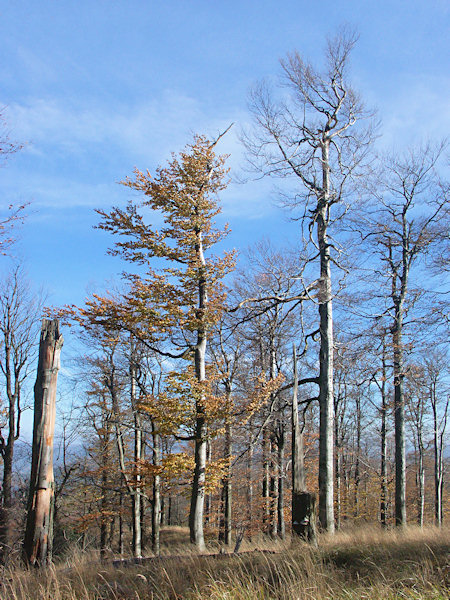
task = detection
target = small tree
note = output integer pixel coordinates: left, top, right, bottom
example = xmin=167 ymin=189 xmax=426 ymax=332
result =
xmin=0 ymin=266 xmax=42 ymax=563
xmin=92 ymin=133 xmax=235 ymax=551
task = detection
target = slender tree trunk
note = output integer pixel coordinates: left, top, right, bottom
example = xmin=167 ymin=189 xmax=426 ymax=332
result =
xmin=247 ymin=422 xmax=253 ymax=541
xmin=354 ymin=394 xmax=361 ymax=519
xmin=393 ymin=303 xmax=406 ymax=526
xmin=0 ymin=350 xmax=19 ymax=563
xmin=204 ymin=440 xmax=212 ymax=527
xmin=416 ymin=447 xmax=424 ymax=527
xmin=269 ymin=436 xmax=278 ymax=538
xmin=131 ymin=389 xmax=142 ymax=557
xmin=219 ymin=415 xmax=232 ymax=546
xmin=317 ymin=139 xmax=335 ymax=532
xmin=140 ymin=431 xmax=147 ymax=550
xmin=0 ymin=430 xmax=14 ymax=563
xmin=380 ymin=341 xmax=388 ymax=527
xmin=167 ymin=494 xmax=172 ymax=526
xmin=152 ymin=423 xmax=161 ymax=555
xmin=334 ymin=390 xmax=342 ymax=531
xmin=431 ymin=382 xmax=447 ymax=526
xmin=23 ymin=319 xmax=63 ymax=566
xmin=277 ymin=424 xmax=285 ymax=540
xmin=262 ymin=427 xmax=270 ymax=532
xmin=118 ymin=491 xmax=124 ymax=555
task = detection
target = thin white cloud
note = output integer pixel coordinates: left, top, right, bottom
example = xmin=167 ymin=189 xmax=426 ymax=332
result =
xmin=6 ymin=92 xmax=240 ymax=165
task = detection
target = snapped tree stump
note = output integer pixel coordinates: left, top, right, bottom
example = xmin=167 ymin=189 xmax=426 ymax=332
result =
xmin=23 ymin=319 xmax=63 ymax=566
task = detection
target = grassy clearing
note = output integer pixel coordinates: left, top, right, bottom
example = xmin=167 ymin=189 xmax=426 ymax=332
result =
xmin=1 ymin=526 xmax=448 ymax=599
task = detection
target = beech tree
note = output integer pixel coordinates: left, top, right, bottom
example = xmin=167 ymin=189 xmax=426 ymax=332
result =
xmin=90 ymin=133 xmax=235 ymax=551
xmin=243 ymin=29 xmax=375 ymax=531
xmin=364 ymin=142 xmax=448 ymax=526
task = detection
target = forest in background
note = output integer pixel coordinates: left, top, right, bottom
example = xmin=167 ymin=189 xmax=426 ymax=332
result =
xmin=0 ymin=28 xmax=448 ymax=573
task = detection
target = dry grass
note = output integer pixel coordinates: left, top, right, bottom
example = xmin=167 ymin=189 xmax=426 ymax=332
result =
xmin=1 ymin=526 xmax=448 ymax=599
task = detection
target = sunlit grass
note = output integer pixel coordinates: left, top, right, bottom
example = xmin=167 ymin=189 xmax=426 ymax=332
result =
xmin=0 ymin=525 xmax=448 ymax=599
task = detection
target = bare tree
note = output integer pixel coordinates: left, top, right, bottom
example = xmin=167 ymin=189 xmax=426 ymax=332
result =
xmin=364 ymin=142 xmax=448 ymax=526
xmin=424 ymin=352 xmax=449 ymax=526
xmin=0 ymin=265 xmax=42 ymax=563
xmin=243 ymin=28 xmax=375 ymax=531
xmin=0 ymin=110 xmax=26 ymax=254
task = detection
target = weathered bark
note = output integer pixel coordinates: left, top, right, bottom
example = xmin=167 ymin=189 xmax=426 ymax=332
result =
xmin=23 ymin=319 xmax=63 ymax=566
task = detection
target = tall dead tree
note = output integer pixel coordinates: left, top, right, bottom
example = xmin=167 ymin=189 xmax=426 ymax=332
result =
xmin=23 ymin=319 xmax=63 ymax=566
xmin=244 ymin=29 xmax=375 ymax=531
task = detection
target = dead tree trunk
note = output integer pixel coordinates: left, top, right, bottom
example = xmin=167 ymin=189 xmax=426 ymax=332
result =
xmin=23 ymin=319 xmax=63 ymax=566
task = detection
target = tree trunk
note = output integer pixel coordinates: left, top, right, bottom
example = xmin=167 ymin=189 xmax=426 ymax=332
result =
xmin=277 ymin=424 xmax=285 ymax=540
xmin=189 ymin=229 xmax=208 ymax=551
xmin=23 ymin=319 xmax=63 ymax=566
xmin=219 ymin=418 xmax=232 ymax=546
xmin=431 ymin=380 xmax=447 ymax=526
xmin=151 ymin=423 xmax=161 ymax=555
xmin=247 ymin=422 xmax=253 ymax=541
xmin=317 ymin=139 xmax=335 ymax=532
xmin=0 ymin=347 xmax=20 ymax=563
xmin=416 ymin=447 xmax=424 ymax=527
xmin=393 ymin=304 xmax=406 ymax=526
xmin=204 ymin=440 xmax=212 ymax=527
xmin=291 ymin=344 xmax=317 ymax=544
xmin=262 ymin=427 xmax=270 ymax=532
xmin=130 ymin=352 xmax=142 ymax=558
xmin=118 ymin=491 xmax=124 ymax=555
xmin=380 ymin=341 xmax=388 ymax=527
xmin=354 ymin=394 xmax=361 ymax=519
xmin=0 ymin=430 xmax=14 ymax=563
xmin=269 ymin=439 xmax=278 ymax=538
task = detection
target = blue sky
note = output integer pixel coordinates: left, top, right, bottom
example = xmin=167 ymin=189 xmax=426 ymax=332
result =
xmin=1 ymin=0 xmax=449 ymax=310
